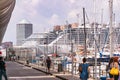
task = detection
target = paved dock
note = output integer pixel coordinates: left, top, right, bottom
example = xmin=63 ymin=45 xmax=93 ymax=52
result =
xmin=6 ymin=61 xmax=61 ymax=80
xmin=6 ymin=61 xmax=94 ymax=80
xmin=17 ymin=61 xmax=80 ymax=80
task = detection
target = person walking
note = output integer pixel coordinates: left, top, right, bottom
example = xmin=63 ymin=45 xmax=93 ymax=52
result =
xmin=79 ymin=57 xmax=90 ymax=80
xmin=46 ymin=56 xmax=51 ymax=73
xmin=106 ymin=57 xmax=119 ymax=80
xmin=0 ymin=57 xmax=8 ymax=80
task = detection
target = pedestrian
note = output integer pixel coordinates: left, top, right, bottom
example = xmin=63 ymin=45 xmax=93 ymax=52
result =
xmin=0 ymin=57 xmax=8 ymax=80
xmin=46 ymin=56 xmax=51 ymax=73
xmin=106 ymin=57 xmax=119 ymax=80
xmin=78 ymin=57 xmax=90 ymax=80
xmin=18 ymin=56 xmax=20 ymax=60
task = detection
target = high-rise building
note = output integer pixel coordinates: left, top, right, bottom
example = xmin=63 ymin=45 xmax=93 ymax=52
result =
xmin=16 ymin=19 xmax=33 ymax=45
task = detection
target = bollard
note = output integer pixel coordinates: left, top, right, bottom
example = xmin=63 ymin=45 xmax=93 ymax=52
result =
xmin=58 ymin=63 xmax=63 ymax=72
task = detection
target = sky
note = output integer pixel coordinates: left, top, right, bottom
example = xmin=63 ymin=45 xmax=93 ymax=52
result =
xmin=2 ymin=0 xmax=120 ymax=45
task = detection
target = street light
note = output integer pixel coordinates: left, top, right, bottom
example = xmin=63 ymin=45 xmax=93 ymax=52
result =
xmin=55 ymin=31 xmax=59 ymax=57
xmin=44 ymin=42 xmax=46 ymax=60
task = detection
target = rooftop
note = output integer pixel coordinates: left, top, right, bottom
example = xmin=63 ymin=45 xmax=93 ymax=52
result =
xmin=18 ymin=19 xmax=31 ymax=24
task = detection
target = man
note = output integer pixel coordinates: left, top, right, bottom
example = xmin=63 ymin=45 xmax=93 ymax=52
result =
xmin=46 ymin=56 xmax=51 ymax=73
xmin=0 ymin=57 xmax=8 ymax=80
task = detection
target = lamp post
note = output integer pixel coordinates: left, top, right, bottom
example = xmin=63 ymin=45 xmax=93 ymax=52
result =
xmin=56 ymin=31 xmax=58 ymax=57
xmin=44 ymin=41 xmax=46 ymax=60
xmin=55 ymin=42 xmax=57 ymax=57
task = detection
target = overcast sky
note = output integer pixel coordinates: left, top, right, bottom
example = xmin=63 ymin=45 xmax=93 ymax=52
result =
xmin=2 ymin=0 xmax=120 ymax=45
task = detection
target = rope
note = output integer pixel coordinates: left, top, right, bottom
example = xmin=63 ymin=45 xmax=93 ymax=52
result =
xmin=94 ymin=28 xmax=109 ymax=58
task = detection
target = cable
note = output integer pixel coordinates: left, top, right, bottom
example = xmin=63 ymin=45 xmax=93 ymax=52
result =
xmin=85 ymin=9 xmax=90 ymax=24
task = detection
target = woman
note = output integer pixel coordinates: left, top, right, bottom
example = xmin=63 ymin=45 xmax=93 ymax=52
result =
xmin=107 ymin=57 xmax=119 ymax=80
xmin=79 ymin=57 xmax=90 ymax=80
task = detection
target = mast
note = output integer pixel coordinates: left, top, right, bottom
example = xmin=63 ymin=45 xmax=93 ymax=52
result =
xmin=83 ymin=8 xmax=87 ymax=57
xmin=76 ymin=14 xmax=80 ymax=52
xmin=93 ymin=0 xmax=97 ymax=79
xmin=100 ymin=9 xmax=103 ymax=51
xmin=101 ymin=9 xmax=103 ymax=29
xmin=109 ymin=0 xmax=113 ymax=57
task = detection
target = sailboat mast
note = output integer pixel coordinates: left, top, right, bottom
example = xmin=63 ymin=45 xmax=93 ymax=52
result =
xmin=100 ymin=9 xmax=103 ymax=50
xmin=76 ymin=14 xmax=80 ymax=52
xmin=109 ymin=0 xmax=113 ymax=57
xmin=93 ymin=0 xmax=97 ymax=79
xmin=83 ymin=8 xmax=87 ymax=57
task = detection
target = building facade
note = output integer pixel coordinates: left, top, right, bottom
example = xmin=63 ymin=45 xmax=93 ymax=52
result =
xmin=16 ymin=20 xmax=33 ymax=46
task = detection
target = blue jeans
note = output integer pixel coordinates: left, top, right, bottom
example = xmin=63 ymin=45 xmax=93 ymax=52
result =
xmin=0 ymin=70 xmax=8 ymax=80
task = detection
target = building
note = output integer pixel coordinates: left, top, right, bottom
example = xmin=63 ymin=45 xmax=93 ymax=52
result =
xmin=15 ymin=21 xmax=120 ymax=55
xmin=1 ymin=42 xmax=13 ymax=48
xmin=16 ymin=19 xmax=33 ymax=46
xmin=22 ymin=32 xmax=56 ymax=46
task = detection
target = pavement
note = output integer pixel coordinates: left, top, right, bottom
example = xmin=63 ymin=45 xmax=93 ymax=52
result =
xmin=6 ymin=61 xmax=61 ymax=80
xmin=4 ymin=60 xmax=110 ymax=80
xmin=15 ymin=60 xmax=95 ymax=80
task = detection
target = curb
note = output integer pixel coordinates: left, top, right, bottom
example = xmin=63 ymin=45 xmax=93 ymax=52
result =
xmin=33 ymin=67 xmax=68 ymax=80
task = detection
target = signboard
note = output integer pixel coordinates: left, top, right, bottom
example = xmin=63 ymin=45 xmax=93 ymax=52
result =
xmin=0 ymin=49 xmax=6 ymax=57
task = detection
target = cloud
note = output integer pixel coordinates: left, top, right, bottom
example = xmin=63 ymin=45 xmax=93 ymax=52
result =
xmin=3 ymin=0 xmax=120 ymax=44
xmin=69 ymin=0 xmax=76 ymax=4
xmin=17 ymin=0 xmax=43 ymax=18
xmin=31 ymin=0 xmax=42 ymax=6
xmin=67 ymin=10 xmax=78 ymax=19
xmin=48 ymin=14 xmax=60 ymax=26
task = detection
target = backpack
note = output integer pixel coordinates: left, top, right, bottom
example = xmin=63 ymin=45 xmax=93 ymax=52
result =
xmin=109 ymin=62 xmax=119 ymax=75
xmin=0 ymin=61 xmax=6 ymax=71
xmin=110 ymin=67 xmax=119 ymax=75
xmin=78 ymin=64 xmax=82 ymax=72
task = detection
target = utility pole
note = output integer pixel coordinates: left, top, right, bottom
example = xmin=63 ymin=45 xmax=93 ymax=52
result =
xmin=109 ymin=0 xmax=113 ymax=57
xmin=83 ymin=8 xmax=87 ymax=57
